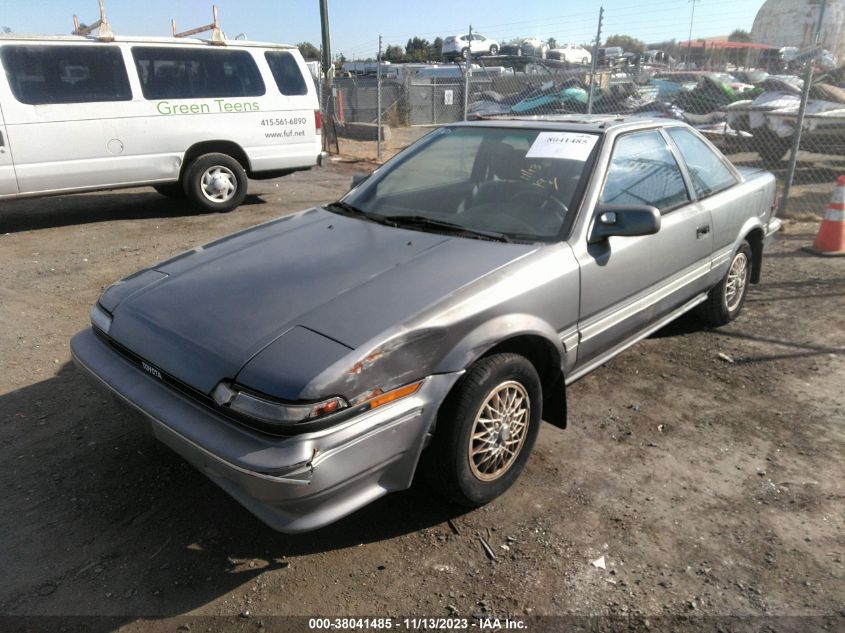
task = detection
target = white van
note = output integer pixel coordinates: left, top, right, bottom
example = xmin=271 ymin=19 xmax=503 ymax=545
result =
xmin=0 ymin=34 xmax=323 ymax=212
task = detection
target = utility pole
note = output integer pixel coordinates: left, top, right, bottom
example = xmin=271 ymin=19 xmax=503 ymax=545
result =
xmin=319 ymin=0 xmax=334 ymax=151
xmin=685 ymin=0 xmax=698 ymax=68
xmin=463 ymin=24 xmax=472 ymax=121
xmin=587 ymin=6 xmax=603 ymax=115
xmin=779 ymin=0 xmax=827 ymax=216
xmin=377 ymin=34 xmax=383 ymax=161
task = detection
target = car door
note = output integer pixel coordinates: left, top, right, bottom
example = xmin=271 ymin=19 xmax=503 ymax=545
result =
xmin=572 ymin=129 xmax=713 ymax=369
xmin=0 ymin=102 xmax=18 ymax=195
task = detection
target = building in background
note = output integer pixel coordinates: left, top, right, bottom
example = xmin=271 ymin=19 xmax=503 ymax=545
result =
xmin=751 ymin=0 xmax=845 ymax=61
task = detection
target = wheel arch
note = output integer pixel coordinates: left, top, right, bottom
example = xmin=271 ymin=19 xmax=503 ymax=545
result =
xmin=745 ymin=226 xmax=765 ymax=284
xmin=180 ymin=141 xmax=252 ymax=180
xmin=478 ymin=334 xmax=567 ymax=429
xmin=435 ymin=316 xmax=568 ymax=430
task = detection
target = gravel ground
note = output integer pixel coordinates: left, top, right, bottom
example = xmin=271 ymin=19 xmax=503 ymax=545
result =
xmin=0 ymin=161 xmax=843 ymax=632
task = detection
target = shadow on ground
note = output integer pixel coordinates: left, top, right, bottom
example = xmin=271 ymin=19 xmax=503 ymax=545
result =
xmin=0 ymin=191 xmax=266 ymax=233
xmin=0 ymin=361 xmax=467 ymax=620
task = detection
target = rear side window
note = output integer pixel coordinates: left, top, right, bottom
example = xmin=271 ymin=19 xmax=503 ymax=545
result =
xmin=132 ymin=47 xmax=265 ymax=99
xmin=667 ymin=127 xmax=738 ymax=198
xmin=1 ymin=45 xmax=131 ymax=105
xmin=601 ymin=130 xmax=690 ymax=212
xmin=264 ymin=51 xmax=308 ymax=96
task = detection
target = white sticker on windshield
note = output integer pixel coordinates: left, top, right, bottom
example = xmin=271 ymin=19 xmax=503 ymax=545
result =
xmin=525 ymin=132 xmax=598 ymax=161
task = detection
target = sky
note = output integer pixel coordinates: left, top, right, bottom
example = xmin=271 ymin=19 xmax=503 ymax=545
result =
xmin=3 ymin=0 xmax=765 ymax=60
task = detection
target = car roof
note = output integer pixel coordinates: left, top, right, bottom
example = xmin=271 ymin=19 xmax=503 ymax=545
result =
xmin=449 ymin=114 xmax=685 ymax=134
xmin=0 ymin=33 xmax=296 ymax=49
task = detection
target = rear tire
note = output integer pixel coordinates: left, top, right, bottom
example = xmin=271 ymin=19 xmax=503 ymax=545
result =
xmin=184 ymin=153 xmax=247 ymax=213
xmin=697 ymin=241 xmax=752 ymax=326
xmin=461 ymin=48 xmax=469 ymax=60
xmin=422 ymin=353 xmax=542 ymax=507
xmin=489 ymin=45 xmax=499 ymax=55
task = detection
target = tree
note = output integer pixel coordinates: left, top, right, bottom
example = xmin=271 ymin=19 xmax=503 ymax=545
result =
xmin=430 ymin=37 xmax=444 ymax=62
xmin=547 ymin=37 xmax=558 ymax=50
xmin=405 ymin=37 xmax=431 ymax=62
xmin=604 ymin=34 xmax=646 ymax=53
xmin=297 ymin=42 xmax=320 ymax=61
xmin=384 ymin=45 xmax=405 ymax=63
xmin=728 ymin=29 xmax=752 ymax=43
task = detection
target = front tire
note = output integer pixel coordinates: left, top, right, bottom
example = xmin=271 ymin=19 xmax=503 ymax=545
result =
xmin=697 ymin=241 xmax=752 ymax=326
xmin=184 ymin=153 xmax=247 ymax=213
xmin=423 ymin=353 xmax=542 ymax=507
xmin=461 ymin=48 xmax=469 ymax=60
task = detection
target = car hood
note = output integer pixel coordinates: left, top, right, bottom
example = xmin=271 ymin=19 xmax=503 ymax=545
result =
xmin=104 ymin=208 xmax=537 ymax=396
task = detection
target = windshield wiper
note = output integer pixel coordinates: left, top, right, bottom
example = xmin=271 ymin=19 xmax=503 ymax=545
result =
xmin=325 ymin=201 xmax=396 ymax=226
xmin=383 ymin=215 xmax=512 ymax=243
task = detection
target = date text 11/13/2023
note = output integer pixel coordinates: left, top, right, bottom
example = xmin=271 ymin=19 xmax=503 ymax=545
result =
xmin=307 ymin=617 xmax=527 ymax=630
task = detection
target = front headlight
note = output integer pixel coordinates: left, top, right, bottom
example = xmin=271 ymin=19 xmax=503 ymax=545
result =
xmin=90 ymin=303 xmax=113 ymax=334
xmin=212 ymin=382 xmax=348 ymax=425
xmin=211 ymin=379 xmax=424 ymax=429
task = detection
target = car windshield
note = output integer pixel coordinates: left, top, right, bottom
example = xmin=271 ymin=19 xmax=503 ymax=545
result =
xmin=340 ymin=126 xmax=599 ymax=242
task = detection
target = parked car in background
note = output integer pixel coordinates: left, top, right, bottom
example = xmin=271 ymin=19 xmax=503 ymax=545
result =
xmin=598 ymin=46 xmax=624 ymax=66
xmin=442 ymin=33 xmax=500 ymax=60
xmin=501 ymin=37 xmax=549 ymax=58
xmin=72 ymin=116 xmax=781 ymax=533
xmin=0 ymin=33 xmax=323 ymax=212
xmin=549 ymin=43 xmax=592 ymax=65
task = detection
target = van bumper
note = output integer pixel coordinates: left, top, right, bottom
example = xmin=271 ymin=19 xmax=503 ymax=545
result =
xmin=70 ymin=327 xmax=461 ymax=533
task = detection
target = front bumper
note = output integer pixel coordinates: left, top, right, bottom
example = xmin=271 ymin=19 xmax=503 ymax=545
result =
xmin=764 ymin=216 xmax=783 ymax=245
xmin=70 ymin=327 xmax=461 ymax=533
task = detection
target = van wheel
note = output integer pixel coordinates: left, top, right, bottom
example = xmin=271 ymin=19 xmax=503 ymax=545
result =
xmin=184 ymin=153 xmax=247 ymax=213
xmin=422 ymin=353 xmax=542 ymax=507
xmin=152 ymin=184 xmax=185 ymax=199
xmin=697 ymin=241 xmax=752 ymax=326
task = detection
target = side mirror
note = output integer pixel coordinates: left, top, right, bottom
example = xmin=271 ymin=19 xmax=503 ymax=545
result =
xmin=351 ymin=172 xmax=370 ymax=189
xmin=588 ymin=204 xmax=661 ymax=244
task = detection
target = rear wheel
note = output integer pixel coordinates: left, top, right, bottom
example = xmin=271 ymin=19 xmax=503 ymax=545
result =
xmin=489 ymin=45 xmax=499 ymax=55
xmin=422 ymin=353 xmax=542 ymax=507
xmin=461 ymin=47 xmax=469 ymax=59
xmin=697 ymin=241 xmax=752 ymax=326
xmin=184 ymin=153 xmax=247 ymax=213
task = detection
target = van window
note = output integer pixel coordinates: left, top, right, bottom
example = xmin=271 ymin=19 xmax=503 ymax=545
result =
xmin=1 ymin=45 xmax=131 ymax=105
xmin=132 ymin=47 xmax=265 ymax=99
xmin=264 ymin=51 xmax=308 ymax=96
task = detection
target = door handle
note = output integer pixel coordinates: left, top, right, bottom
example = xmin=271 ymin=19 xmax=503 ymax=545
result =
xmin=696 ymin=224 xmax=711 ymax=238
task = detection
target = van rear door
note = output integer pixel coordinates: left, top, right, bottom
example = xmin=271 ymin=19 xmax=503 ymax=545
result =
xmin=0 ymin=102 xmax=18 ymax=196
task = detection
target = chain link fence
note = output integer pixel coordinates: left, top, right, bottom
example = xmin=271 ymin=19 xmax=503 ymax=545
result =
xmin=324 ymin=53 xmax=845 ymax=219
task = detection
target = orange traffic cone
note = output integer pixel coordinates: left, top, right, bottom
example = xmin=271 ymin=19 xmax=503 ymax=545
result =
xmin=804 ymin=175 xmax=845 ymax=256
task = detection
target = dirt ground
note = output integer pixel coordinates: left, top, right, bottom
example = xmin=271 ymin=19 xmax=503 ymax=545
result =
xmin=0 ymin=159 xmax=843 ymax=632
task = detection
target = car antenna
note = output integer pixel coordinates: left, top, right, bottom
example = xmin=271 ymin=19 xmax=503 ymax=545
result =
xmin=172 ymin=4 xmax=226 ymax=45
xmin=72 ymin=0 xmax=115 ymax=41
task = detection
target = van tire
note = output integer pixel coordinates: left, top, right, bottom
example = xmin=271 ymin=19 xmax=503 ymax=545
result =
xmin=153 ymin=184 xmax=186 ymax=199
xmin=184 ymin=153 xmax=247 ymax=213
